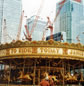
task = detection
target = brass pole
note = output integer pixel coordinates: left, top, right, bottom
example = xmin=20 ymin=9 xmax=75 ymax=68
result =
xmin=33 ymin=59 xmax=36 ymax=85
xmin=68 ymin=61 xmax=70 ymax=73
xmin=8 ymin=62 xmax=11 ymax=86
xmin=23 ymin=59 xmax=25 ymax=73
xmin=81 ymin=64 xmax=83 ymax=80
xmin=62 ymin=60 xmax=65 ymax=86
xmin=38 ymin=69 xmax=40 ymax=85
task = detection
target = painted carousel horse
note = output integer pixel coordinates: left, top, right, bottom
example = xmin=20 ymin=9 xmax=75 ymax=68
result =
xmin=18 ymin=71 xmax=32 ymax=81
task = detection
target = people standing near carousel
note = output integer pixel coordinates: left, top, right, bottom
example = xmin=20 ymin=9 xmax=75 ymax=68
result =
xmin=49 ymin=77 xmax=54 ymax=86
xmin=40 ymin=72 xmax=50 ymax=86
xmin=40 ymin=77 xmax=50 ymax=86
xmin=48 ymin=73 xmax=55 ymax=86
xmin=40 ymin=72 xmax=56 ymax=86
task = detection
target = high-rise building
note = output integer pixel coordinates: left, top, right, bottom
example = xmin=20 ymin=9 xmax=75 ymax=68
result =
xmin=0 ymin=0 xmax=4 ymax=43
xmin=26 ymin=16 xmax=47 ymax=41
xmin=0 ymin=0 xmax=22 ymax=43
xmin=54 ymin=0 xmax=84 ymax=44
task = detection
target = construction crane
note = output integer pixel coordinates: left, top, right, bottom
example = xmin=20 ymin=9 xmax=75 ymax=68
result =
xmin=76 ymin=32 xmax=84 ymax=43
xmin=76 ymin=35 xmax=80 ymax=43
xmin=42 ymin=28 xmax=48 ymax=41
xmin=74 ymin=0 xmax=81 ymax=3
xmin=47 ymin=17 xmax=53 ymax=40
xmin=2 ymin=19 xmax=7 ymax=43
xmin=42 ymin=17 xmax=54 ymax=41
xmin=24 ymin=0 xmax=44 ymax=41
xmin=42 ymin=0 xmax=66 ymax=41
xmin=54 ymin=0 xmax=66 ymax=22
xmin=16 ymin=10 xmax=24 ymax=41
xmin=24 ymin=25 xmax=32 ymax=41
xmin=2 ymin=19 xmax=12 ymax=43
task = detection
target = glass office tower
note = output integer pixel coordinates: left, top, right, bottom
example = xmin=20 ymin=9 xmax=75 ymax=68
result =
xmin=26 ymin=16 xmax=47 ymax=41
xmin=0 ymin=0 xmax=22 ymax=43
xmin=0 ymin=0 xmax=4 ymax=43
xmin=54 ymin=0 xmax=84 ymax=44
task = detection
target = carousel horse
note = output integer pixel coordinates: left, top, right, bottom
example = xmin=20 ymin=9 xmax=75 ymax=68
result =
xmin=41 ymin=72 xmax=58 ymax=82
xmin=18 ymin=71 xmax=32 ymax=81
xmin=64 ymin=72 xmax=78 ymax=84
xmin=41 ymin=72 xmax=49 ymax=79
xmin=65 ymin=72 xmax=77 ymax=81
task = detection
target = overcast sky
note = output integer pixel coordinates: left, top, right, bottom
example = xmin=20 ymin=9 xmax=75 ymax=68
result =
xmin=22 ymin=0 xmax=60 ymax=20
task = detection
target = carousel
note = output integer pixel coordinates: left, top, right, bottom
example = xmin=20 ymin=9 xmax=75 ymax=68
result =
xmin=0 ymin=40 xmax=84 ymax=86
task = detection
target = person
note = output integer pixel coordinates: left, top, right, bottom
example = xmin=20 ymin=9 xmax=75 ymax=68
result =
xmin=49 ymin=77 xmax=54 ymax=86
xmin=40 ymin=78 xmax=50 ymax=86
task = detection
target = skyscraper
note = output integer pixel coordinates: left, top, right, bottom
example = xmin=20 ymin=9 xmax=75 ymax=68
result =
xmin=0 ymin=0 xmax=4 ymax=43
xmin=54 ymin=0 xmax=84 ymax=44
xmin=0 ymin=0 xmax=22 ymax=43
xmin=26 ymin=16 xmax=47 ymax=41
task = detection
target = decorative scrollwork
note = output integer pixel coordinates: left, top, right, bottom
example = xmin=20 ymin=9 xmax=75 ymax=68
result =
xmin=0 ymin=40 xmax=83 ymax=50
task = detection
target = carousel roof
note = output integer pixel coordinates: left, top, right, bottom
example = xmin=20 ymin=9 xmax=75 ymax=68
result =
xmin=0 ymin=40 xmax=84 ymax=61
xmin=0 ymin=40 xmax=84 ymax=50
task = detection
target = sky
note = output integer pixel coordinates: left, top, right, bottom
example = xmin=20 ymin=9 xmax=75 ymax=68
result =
xmin=22 ymin=0 xmax=60 ymax=20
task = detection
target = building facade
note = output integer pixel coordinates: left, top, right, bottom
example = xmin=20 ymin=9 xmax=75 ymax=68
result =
xmin=54 ymin=0 xmax=84 ymax=44
xmin=0 ymin=0 xmax=4 ymax=43
xmin=0 ymin=0 xmax=22 ymax=43
xmin=26 ymin=16 xmax=47 ymax=41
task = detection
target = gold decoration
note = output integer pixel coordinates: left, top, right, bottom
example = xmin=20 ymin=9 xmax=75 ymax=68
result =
xmin=63 ymin=42 xmax=69 ymax=46
xmin=32 ymin=47 xmax=37 ymax=53
xmin=48 ymin=39 xmax=54 ymax=44
xmin=0 ymin=40 xmax=84 ymax=50
xmin=32 ymin=41 xmax=37 ymax=44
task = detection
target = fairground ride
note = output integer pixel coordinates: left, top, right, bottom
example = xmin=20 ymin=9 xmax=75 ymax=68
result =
xmin=0 ymin=40 xmax=84 ymax=86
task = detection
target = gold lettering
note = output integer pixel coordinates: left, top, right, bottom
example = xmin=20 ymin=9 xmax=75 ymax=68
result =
xmin=32 ymin=47 xmax=37 ymax=53
xmin=51 ymin=49 xmax=56 ymax=53
xmin=44 ymin=48 xmax=48 ymax=52
xmin=0 ymin=47 xmax=83 ymax=58
xmin=0 ymin=50 xmax=6 ymax=56
xmin=40 ymin=48 xmax=43 ymax=53
xmin=10 ymin=48 xmax=17 ymax=54
xmin=6 ymin=49 xmax=9 ymax=55
xmin=19 ymin=48 xmax=32 ymax=54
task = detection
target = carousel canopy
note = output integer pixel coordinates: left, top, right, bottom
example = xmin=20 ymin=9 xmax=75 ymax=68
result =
xmin=0 ymin=40 xmax=84 ymax=61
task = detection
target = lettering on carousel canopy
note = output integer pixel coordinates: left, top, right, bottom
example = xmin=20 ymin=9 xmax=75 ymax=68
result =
xmin=0 ymin=47 xmax=84 ymax=57
xmin=9 ymin=47 xmax=32 ymax=55
xmin=37 ymin=47 xmax=63 ymax=55
xmin=0 ymin=50 xmax=6 ymax=56
xmin=9 ymin=47 xmax=84 ymax=57
xmin=68 ymin=49 xmax=84 ymax=57
xmin=9 ymin=47 xmax=63 ymax=55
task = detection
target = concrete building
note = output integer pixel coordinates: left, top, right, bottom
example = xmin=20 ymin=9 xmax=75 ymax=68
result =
xmin=26 ymin=16 xmax=47 ymax=41
xmin=54 ymin=0 xmax=84 ymax=44
xmin=0 ymin=0 xmax=22 ymax=43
